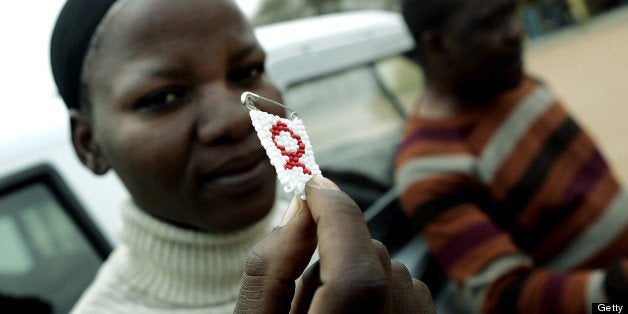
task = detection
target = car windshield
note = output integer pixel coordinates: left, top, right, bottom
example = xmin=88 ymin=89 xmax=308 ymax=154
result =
xmin=284 ymin=55 xmax=423 ymax=184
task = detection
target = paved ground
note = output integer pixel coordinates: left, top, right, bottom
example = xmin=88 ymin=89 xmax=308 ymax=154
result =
xmin=525 ymin=6 xmax=628 ymax=184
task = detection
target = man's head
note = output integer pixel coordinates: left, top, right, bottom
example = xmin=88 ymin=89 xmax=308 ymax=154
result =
xmin=402 ymin=0 xmax=525 ymax=101
xmin=401 ymin=0 xmax=462 ymax=67
xmin=50 ymin=0 xmax=284 ymax=232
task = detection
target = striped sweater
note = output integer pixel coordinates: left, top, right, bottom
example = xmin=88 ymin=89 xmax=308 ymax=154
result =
xmin=395 ymin=78 xmax=628 ymax=313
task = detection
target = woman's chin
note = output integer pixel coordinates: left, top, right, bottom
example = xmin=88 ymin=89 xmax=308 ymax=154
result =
xmin=193 ymin=176 xmax=277 ymax=232
xmin=204 ymin=200 xmax=275 ymax=232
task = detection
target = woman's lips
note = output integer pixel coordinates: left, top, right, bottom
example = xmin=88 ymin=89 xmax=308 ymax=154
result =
xmin=198 ymin=158 xmax=269 ymax=195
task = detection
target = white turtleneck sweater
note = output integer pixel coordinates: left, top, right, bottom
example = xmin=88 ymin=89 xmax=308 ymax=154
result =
xmin=72 ymin=200 xmax=282 ymax=313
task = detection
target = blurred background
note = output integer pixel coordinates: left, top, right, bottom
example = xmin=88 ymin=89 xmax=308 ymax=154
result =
xmin=251 ymin=0 xmax=628 ymax=184
xmin=250 ymin=0 xmax=625 ymax=27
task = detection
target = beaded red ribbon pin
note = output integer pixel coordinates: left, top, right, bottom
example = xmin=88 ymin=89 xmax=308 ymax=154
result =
xmin=241 ymin=92 xmax=321 ymax=199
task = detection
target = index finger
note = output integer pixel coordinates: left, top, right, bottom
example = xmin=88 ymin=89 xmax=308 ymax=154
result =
xmin=304 ymin=176 xmax=388 ymax=311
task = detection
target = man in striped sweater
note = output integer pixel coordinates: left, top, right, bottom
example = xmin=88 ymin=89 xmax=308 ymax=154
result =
xmin=397 ymin=0 xmax=628 ymax=312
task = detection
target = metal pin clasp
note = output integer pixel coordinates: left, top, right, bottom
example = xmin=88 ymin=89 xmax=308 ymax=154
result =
xmin=240 ymin=92 xmax=298 ymax=119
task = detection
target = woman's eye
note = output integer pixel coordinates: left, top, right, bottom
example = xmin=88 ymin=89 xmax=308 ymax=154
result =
xmin=133 ymin=87 xmax=187 ymax=112
xmin=229 ymin=64 xmax=265 ymax=86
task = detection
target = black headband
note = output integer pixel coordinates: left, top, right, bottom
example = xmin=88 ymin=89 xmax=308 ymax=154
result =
xmin=50 ymin=0 xmax=118 ymax=109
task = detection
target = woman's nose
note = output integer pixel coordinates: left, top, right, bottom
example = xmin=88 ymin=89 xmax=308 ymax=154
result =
xmin=195 ymin=86 xmax=252 ymax=145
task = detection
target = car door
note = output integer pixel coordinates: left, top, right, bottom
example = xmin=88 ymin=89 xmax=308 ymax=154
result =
xmin=0 ymin=165 xmax=111 ymax=313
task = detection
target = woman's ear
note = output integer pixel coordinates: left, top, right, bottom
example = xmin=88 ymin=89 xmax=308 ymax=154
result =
xmin=69 ymin=109 xmax=110 ymax=175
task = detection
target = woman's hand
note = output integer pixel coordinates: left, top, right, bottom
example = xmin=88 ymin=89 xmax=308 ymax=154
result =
xmin=234 ymin=176 xmax=435 ymax=313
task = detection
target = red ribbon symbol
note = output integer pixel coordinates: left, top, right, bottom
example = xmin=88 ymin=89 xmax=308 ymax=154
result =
xmin=270 ymin=121 xmax=312 ymax=175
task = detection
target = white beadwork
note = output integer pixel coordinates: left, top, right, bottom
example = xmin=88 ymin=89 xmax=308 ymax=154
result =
xmin=250 ymin=110 xmax=321 ymax=199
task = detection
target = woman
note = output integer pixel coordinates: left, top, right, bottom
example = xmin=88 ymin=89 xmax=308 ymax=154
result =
xmin=50 ymin=0 xmax=434 ymax=312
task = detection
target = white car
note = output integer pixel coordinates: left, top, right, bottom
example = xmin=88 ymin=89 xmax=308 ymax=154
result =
xmin=0 ymin=10 xmax=426 ymax=313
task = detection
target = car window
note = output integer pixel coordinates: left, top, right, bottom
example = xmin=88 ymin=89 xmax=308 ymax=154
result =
xmin=0 ymin=167 xmax=109 ymax=314
xmin=374 ymin=56 xmax=424 ymax=115
xmin=284 ymin=55 xmax=423 ymax=185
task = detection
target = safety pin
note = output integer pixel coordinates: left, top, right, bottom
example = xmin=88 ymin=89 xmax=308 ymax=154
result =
xmin=241 ymin=92 xmax=299 ymax=120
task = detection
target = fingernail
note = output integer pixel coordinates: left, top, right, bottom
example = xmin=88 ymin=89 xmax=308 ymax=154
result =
xmin=306 ymin=175 xmax=339 ymax=191
xmin=279 ymin=196 xmax=301 ymax=227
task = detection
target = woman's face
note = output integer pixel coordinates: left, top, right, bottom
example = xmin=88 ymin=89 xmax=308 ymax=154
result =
xmin=80 ymin=0 xmax=283 ymax=232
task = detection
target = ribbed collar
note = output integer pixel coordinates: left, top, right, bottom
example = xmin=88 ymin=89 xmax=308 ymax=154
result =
xmin=111 ymin=200 xmax=280 ymax=307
